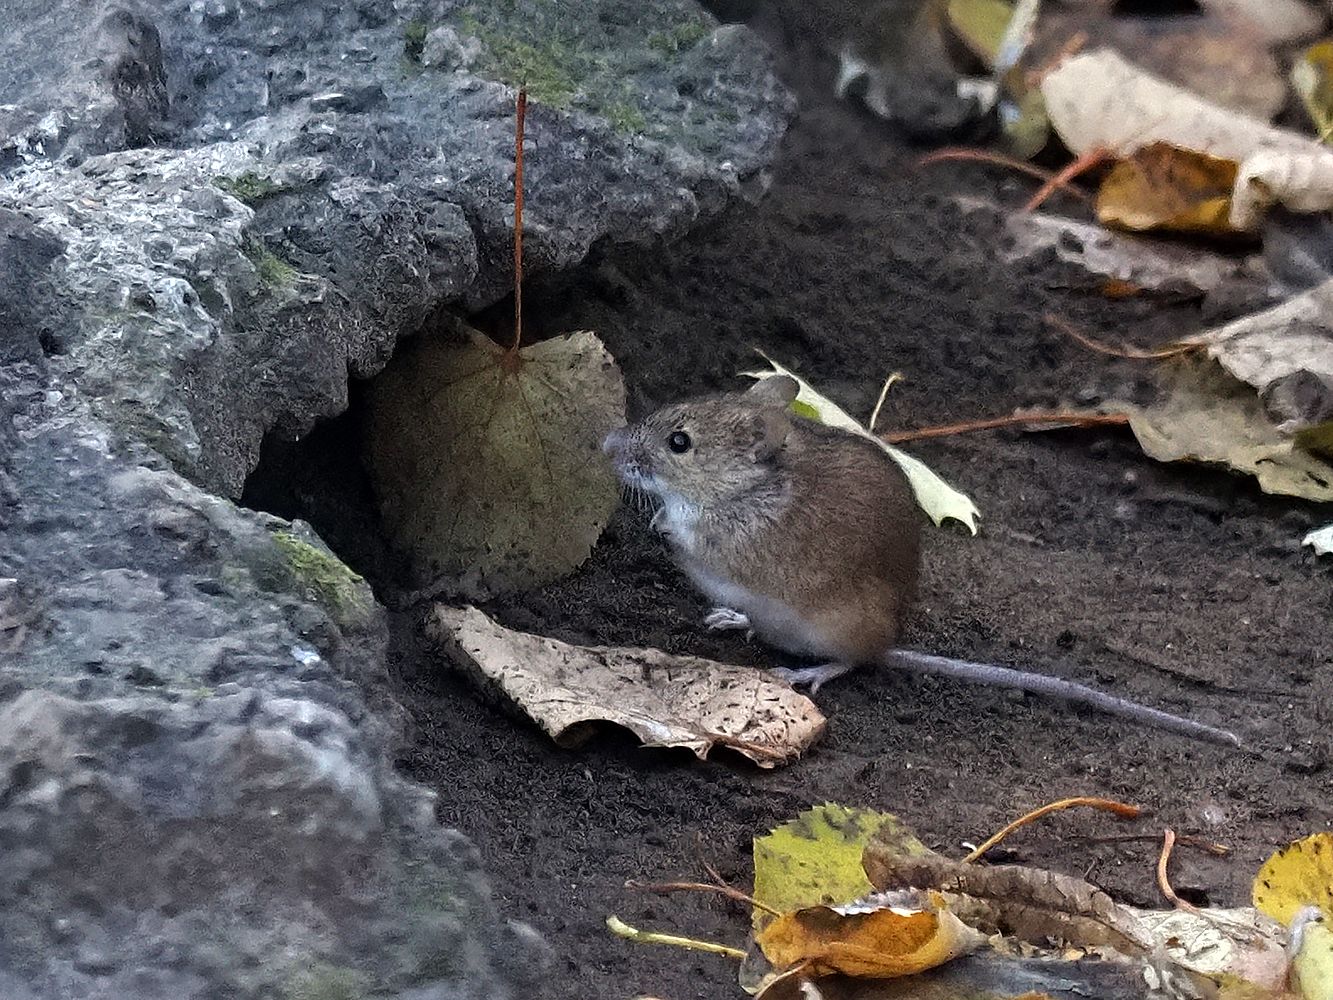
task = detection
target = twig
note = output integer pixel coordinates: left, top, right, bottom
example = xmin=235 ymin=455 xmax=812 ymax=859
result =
xmin=1044 ymin=313 xmax=1198 ymax=361
xmin=867 ymin=372 xmax=903 ymax=434
xmin=965 ymin=796 xmax=1142 ymax=863
xmin=606 ymin=915 xmax=747 ymax=961
xmin=1024 ymin=146 xmax=1112 ymax=212
xmin=626 ymin=879 xmax=782 ymax=917
xmin=881 ymin=411 xmax=1129 ymax=444
xmin=1029 ymin=29 xmax=1088 ymax=82
xmin=917 ymin=148 xmax=1090 ymax=201
xmin=1069 ymin=832 xmax=1230 ymax=857
xmin=1157 ymin=829 xmax=1203 ymax=915
xmin=511 ymin=86 xmax=527 ymax=353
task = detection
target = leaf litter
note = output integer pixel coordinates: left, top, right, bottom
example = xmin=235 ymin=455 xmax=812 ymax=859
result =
xmin=609 ymin=800 xmax=1333 ymax=999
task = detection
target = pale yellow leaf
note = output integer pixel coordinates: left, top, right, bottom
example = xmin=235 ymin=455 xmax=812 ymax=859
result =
xmin=742 ymin=356 xmax=980 ymax=533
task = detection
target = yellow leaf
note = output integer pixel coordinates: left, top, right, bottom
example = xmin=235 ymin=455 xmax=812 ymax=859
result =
xmin=742 ymin=357 xmax=981 ymax=533
xmin=1293 ymin=41 xmax=1333 ymax=141
xmin=1291 ymin=908 xmax=1333 ymax=1000
xmin=755 ymin=895 xmax=984 ymax=978
xmin=1096 ymin=143 xmax=1240 ymax=236
xmin=1254 ymin=833 xmax=1333 ymax=926
xmin=752 ymin=804 xmax=924 ymax=930
xmin=945 ymin=0 xmax=1014 ymax=69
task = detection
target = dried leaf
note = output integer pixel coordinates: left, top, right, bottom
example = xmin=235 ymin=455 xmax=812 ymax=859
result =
xmin=1118 ymin=358 xmax=1333 ymax=503
xmin=428 ymin=604 xmax=826 ymax=767
xmin=1254 ymin=833 xmax=1333 ymax=927
xmin=1201 ymin=0 xmax=1325 ymax=47
xmin=1042 ymin=50 xmax=1333 ymax=229
xmin=1096 ymin=143 xmax=1240 ymax=236
xmin=1028 ymin=11 xmax=1286 ymax=122
xmin=862 ymin=842 xmax=1155 ymax=958
xmin=1041 ymin=49 xmax=1318 ymax=161
xmin=752 ymin=805 xmax=924 ymax=931
xmin=1130 ymin=906 xmax=1290 ymax=990
xmin=1183 ymin=278 xmax=1333 ymax=433
xmin=755 ymin=892 xmax=985 ymax=979
xmin=1304 ymin=524 xmax=1333 ymax=555
xmin=956 ymin=196 xmax=1241 ymax=296
xmin=365 ymin=325 xmax=624 ymax=597
xmin=1292 ymin=41 xmax=1333 ymax=140
xmin=742 ymin=356 xmax=981 ymax=533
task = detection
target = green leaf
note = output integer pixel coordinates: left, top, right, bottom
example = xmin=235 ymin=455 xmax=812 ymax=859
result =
xmin=752 ymin=803 xmax=923 ymax=930
xmin=742 ymin=354 xmax=981 ymax=533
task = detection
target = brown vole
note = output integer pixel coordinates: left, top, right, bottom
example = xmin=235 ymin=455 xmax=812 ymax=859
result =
xmin=602 ymin=375 xmax=1241 ymax=747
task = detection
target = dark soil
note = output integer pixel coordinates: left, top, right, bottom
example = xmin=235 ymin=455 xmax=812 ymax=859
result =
xmin=245 ymin=9 xmax=1333 ymax=998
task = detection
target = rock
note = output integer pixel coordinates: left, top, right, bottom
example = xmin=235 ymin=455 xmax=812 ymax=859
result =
xmin=0 ymin=0 xmax=794 ymax=996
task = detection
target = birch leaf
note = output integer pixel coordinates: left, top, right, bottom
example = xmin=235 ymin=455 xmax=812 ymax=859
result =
xmin=365 ymin=324 xmax=625 ymax=597
xmin=742 ymin=355 xmax=980 ymax=534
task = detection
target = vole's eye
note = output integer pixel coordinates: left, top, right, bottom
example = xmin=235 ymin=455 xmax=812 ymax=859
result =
xmin=667 ymin=431 xmax=691 ymax=454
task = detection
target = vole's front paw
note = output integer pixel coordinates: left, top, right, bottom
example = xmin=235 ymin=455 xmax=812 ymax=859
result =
xmin=704 ymin=607 xmax=752 ymax=640
xmin=771 ymin=662 xmax=855 ymax=695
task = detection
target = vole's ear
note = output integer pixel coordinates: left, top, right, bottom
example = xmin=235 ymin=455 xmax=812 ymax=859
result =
xmin=744 ymin=375 xmax=799 ymax=410
xmin=750 ymin=408 xmax=791 ymax=462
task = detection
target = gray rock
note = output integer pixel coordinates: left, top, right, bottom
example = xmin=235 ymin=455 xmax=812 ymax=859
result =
xmin=0 ymin=0 xmax=794 ymax=996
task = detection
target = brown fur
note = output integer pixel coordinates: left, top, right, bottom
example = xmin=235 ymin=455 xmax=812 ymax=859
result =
xmin=604 ymin=376 xmax=921 ymax=664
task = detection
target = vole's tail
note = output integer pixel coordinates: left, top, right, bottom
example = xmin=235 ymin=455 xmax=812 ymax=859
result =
xmin=888 ymin=649 xmax=1243 ymax=748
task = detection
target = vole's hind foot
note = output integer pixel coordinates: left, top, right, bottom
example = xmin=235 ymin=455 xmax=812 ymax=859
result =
xmin=704 ymin=607 xmax=753 ymax=640
xmin=771 ymin=662 xmax=855 ymax=695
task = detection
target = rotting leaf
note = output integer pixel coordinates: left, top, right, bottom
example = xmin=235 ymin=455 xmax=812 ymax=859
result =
xmin=428 ymin=604 xmax=825 ymax=767
xmin=1095 ymin=143 xmax=1241 ymax=237
xmin=862 ymin=836 xmax=1155 ymax=958
xmin=1292 ymin=41 xmax=1333 ymax=142
xmin=742 ymin=356 xmax=981 ymax=533
xmin=1183 ymin=279 xmax=1333 ymax=430
xmin=752 ymin=805 xmax=924 ymax=931
xmin=755 ymin=892 xmax=985 ymax=980
xmin=1130 ymin=906 xmax=1290 ymax=991
xmin=1116 ymin=357 xmax=1333 ymax=503
xmin=365 ymin=322 xmax=626 ymax=598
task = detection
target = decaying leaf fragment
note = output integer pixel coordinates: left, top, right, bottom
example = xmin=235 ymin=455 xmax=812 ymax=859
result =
xmin=428 ymin=604 xmax=826 ymax=767
xmin=365 ymin=323 xmax=625 ymax=598
xmin=863 ymin=838 xmax=1156 ymax=958
xmin=755 ymin=892 xmax=986 ymax=979
xmin=1183 ymin=277 xmax=1333 ymax=436
xmin=1116 ymin=358 xmax=1333 ymax=503
xmin=743 ymin=356 xmax=981 ymax=533
xmin=1096 ymin=143 xmax=1240 ymax=236
xmin=1130 ymin=906 xmax=1290 ymax=991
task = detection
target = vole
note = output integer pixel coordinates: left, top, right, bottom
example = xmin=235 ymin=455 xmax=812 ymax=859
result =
xmin=602 ymin=375 xmax=1241 ymax=747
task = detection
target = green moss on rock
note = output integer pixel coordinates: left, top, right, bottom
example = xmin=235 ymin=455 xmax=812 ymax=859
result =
xmin=271 ymin=531 xmax=373 ymax=627
xmin=243 ymin=237 xmax=298 ymax=288
xmin=213 ymin=171 xmax=285 ymax=205
xmin=403 ymin=19 xmax=428 ymax=61
xmin=284 ymin=963 xmax=371 ymax=1000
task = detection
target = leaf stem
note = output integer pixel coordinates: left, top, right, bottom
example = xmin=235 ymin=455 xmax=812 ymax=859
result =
xmin=605 ymin=915 xmax=747 ymax=961
xmin=512 ymin=86 xmax=526 ymax=354
xmin=881 ymin=411 xmax=1129 ymax=444
xmin=965 ymin=796 xmax=1142 ymax=863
